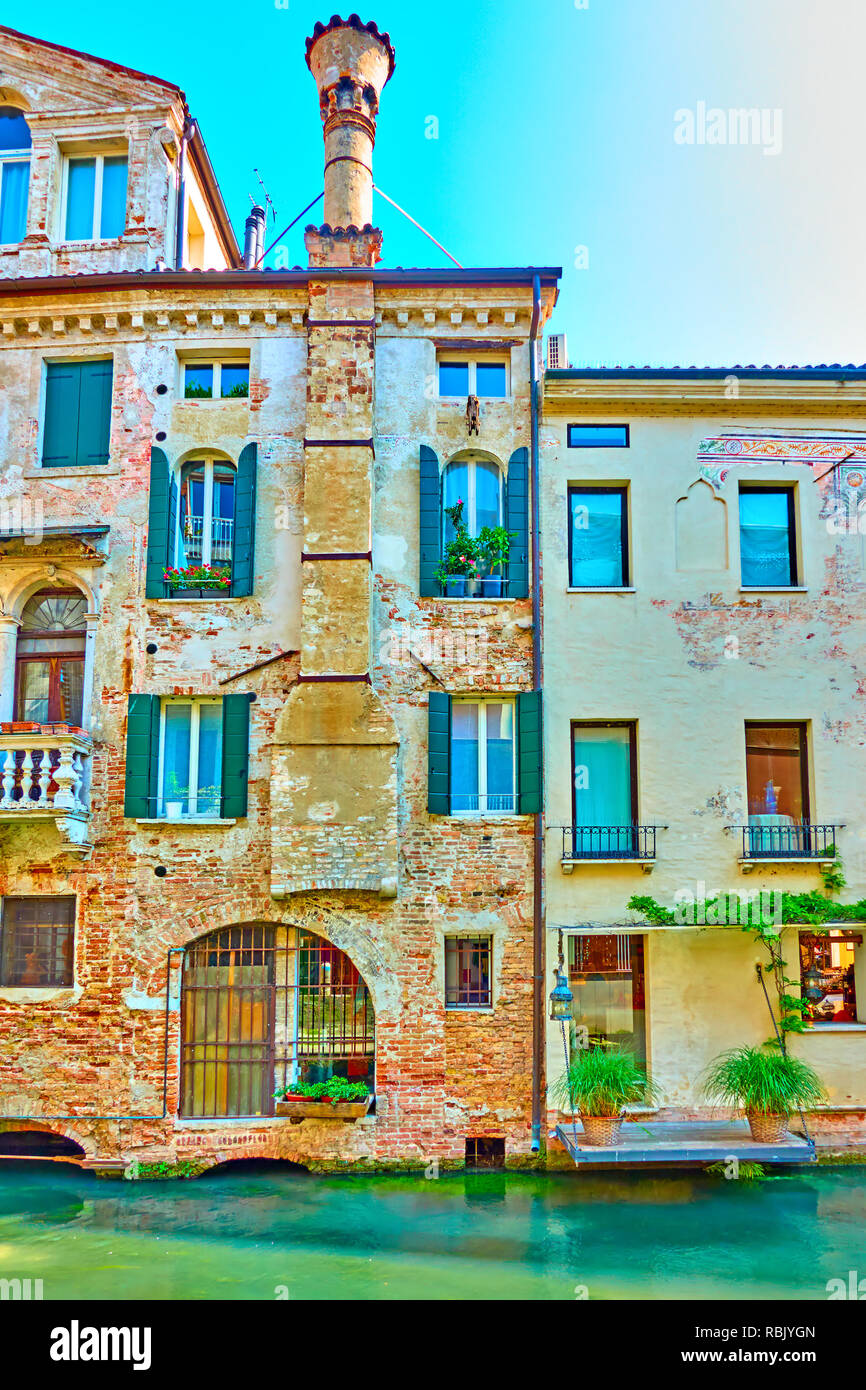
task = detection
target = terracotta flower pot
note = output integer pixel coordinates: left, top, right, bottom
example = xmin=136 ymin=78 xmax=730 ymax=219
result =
xmin=747 ymin=1111 xmax=789 ymax=1143
xmin=580 ymin=1114 xmax=625 ymax=1147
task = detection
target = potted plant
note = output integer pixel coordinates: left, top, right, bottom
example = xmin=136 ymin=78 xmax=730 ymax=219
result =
xmin=702 ymin=1044 xmax=827 ymax=1143
xmin=273 ymin=1077 xmax=372 ymax=1120
xmin=551 ymin=1044 xmax=656 ymax=1146
xmin=162 ymin=563 xmax=232 ymax=593
xmin=435 ymin=498 xmax=480 ymax=597
xmin=476 ymin=524 xmax=514 ymax=597
xmin=163 ymin=772 xmax=187 ymax=820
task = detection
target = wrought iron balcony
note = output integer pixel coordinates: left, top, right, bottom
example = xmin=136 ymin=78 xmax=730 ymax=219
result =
xmin=733 ymin=821 xmax=843 ymax=868
xmin=559 ymin=824 xmax=663 ymax=873
xmin=0 ymin=725 xmax=92 ymax=851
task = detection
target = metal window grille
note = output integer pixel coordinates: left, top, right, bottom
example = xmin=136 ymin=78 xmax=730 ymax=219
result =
xmin=445 ymin=937 xmax=492 ymax=1008
xmin=0 ymin=896 xmax=75 ymax=987
xmin=179 ymin=925 xmax=375 ymax=1119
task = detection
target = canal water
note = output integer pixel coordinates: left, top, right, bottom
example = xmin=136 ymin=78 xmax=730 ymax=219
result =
xmin=0 ymin=1162 xmax=863 ymax=1300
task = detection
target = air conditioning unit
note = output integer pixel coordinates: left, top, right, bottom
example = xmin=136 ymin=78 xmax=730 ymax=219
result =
xmin=546 ymin=333 xmax=568 ymax=370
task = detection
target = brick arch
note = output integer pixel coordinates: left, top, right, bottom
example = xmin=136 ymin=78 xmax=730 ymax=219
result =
xmin=139 ymin=895 xmax=401 ymax=1018
xmin=0 ymin=1119 xmax=96 ymax=1158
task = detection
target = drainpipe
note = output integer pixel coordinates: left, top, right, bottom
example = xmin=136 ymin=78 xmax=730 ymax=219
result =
xmin=174 ymin=117 xmax=197 ymax=270
xmin=530 ymin=273 xmax=545 ymax=1153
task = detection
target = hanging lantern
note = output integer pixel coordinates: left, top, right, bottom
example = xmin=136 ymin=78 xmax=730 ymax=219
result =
xmin=549 ymin=969 xmax=574 ymax=1022
xmin=802 ymin=961 xmax=824 ymax=1003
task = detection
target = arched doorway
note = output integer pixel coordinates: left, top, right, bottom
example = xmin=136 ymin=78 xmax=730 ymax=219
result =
xmin=179 ymin=925 xmax=375 ymax=1119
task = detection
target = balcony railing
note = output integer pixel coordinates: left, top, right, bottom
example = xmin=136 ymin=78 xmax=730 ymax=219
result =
xmin=183 ymin=516 xmax=234 ymax=563
xmin=0 ymin=726 xmax=92 ymax=850
xmin=560 ymin=824 xmax=662 ymax=869
xmin=734 ymin=822 xmax=842 ymax=862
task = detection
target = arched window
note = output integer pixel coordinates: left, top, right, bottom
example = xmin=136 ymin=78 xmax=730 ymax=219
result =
xmin=177 ymin=457 xmax=236 ymax=582
xmin=15 ymin=589 xmax=87 ymax=726
xmin=180 ymin=926 xmax=375 ymax=1118
xmin=0 ymin=107 xmax=31 ymax=245
xmin=442 ymin=455 xmax=503 ymax=545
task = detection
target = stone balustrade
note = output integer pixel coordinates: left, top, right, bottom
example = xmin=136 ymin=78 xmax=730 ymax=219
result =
xmin=0 ymin=725 xmax=93 ymax=849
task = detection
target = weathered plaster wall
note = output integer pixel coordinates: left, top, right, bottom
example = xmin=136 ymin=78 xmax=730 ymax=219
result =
xmin=541 ymin=398 xmax=866 ymax=1117
xmin=0 ymin=276 xmax=550 ymax=1171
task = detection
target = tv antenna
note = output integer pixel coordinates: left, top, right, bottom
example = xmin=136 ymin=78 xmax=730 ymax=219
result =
xmin=251 ymin=168 xmax=277 ymax=226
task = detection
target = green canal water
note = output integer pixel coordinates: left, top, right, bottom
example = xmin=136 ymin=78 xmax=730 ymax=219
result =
xmin=0 ymin=1161 xmax=864 ymax=1300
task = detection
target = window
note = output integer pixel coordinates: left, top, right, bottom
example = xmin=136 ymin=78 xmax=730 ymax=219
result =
xmin=568 ymin=424 xmax=629 ymax=448
xmin=568 ymin=486 xmax=629 ymax=587
xmin=438 ymin=357 xmax=508 ymax=398
xmin=568 ymin=934 xmax=646 ymax=1065
xmin=42 ymin=359 xmax=113 ymax=468
xmin=446 ymin=937 xmax=492 ymax=1008
xmin=442 ymin=456 xmax=504 ymax=542
xmin=800 ymin=931 xmax=863 ymax=1026
xmin=63 ymin=152 xmax=127 ymax=241
xmin=0 ymin=897 xmax=75 ymax=988
xmin=15 ymin=590 xmax=87 ymax=726
xmin=465 ymin=1137 xmax=505 ymax=1168
xmin=572 ymin=722 xmax=637 ymax=855
xmin=745 ymin=722 xmax=809 ymax=853
xmin=182 ymin=361 xmax=250 ymax=400
xmin=451 ymin=699 xmax=516 ymax=814
xmin=180 ymin=926 xmax=374 ymax=1118
xmin=739 ymin=486 xmax=797 ymax=587
xmin=177 ymin=458 xmax=236 ymax=580
xmin=0 ymin=106 xmax=30 ymax=244
xmin=159 ymin=698 xmax=223 ymax=818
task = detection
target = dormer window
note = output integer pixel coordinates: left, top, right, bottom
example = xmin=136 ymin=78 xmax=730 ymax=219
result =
xmin=0 ymin=106 xmax=31 ymax=244
xmin=62 ymin=150 xmax=128 ymax=242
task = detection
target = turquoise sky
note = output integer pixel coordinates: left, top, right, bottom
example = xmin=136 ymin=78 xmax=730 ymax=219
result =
xmin=4 ymin=0 xmax=865 ymax=365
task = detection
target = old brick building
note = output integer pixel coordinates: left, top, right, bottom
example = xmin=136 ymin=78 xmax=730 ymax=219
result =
xmin=0 ymin=19 xmax=558 ymax=1173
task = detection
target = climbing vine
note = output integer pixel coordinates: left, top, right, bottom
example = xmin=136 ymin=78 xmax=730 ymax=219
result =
xmin=627 ymin=863 xmax=865 ymax=1051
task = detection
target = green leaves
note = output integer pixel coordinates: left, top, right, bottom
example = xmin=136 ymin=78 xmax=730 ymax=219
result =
xmin=701 ymin=1045 xmax=827 ymax=1115
xmin=552 ymin=1045 xmax=657 ymax=1117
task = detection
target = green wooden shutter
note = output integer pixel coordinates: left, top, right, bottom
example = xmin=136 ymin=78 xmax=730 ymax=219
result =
xmin=232 ymin=443 xmax=257 ymax=597
xmin=427 ymin=689 xmax=451 ymax=815
xmin=145 ymin=447 xmax=174 ymax=598
xmin=221 ymin=693 xmax=253 ymax=818
xmin=517 ymin=689 xmax=543 ymax=814
xmin=75 ymin=359 xmax=113 ymax=466
xmin=41 ymin=362 xmax=81 ymax=467
xmin=419 ymin=445 xmax=441 ymax=597
xmin=124 ymin=693 xmax=160 ymax=818
xmin=506 ymin=447 xmax=529 ymax=599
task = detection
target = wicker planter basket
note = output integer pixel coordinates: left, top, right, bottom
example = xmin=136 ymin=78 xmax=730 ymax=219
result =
xmin=579 ymin=1114 xmax=625 ymax=1147
xmin=747 ymin=1111 xmax=790 ymax=1143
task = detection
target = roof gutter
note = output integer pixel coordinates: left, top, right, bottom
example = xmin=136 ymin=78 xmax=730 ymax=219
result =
xmin=0 ymin=267 xmax=561 ymax=298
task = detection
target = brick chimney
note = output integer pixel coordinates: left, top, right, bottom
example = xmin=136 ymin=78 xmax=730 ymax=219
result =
xmin=304 ymin=15 xmax=395 ymax=267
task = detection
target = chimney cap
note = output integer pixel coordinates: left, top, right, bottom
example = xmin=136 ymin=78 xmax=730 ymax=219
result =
xmin=305 ymin=14 xmax=396 ymax=79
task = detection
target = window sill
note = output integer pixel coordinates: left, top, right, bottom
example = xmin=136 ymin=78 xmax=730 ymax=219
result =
xmin=801 ymin=1023 xmax=866 ymax=1034
xmin=445 ymin=1006 xmax=494 ymax=1014
xmin=135 ymin=817 xmax=237 ymax=827
xmin=27 ymin=466 xmax=119 ymax=478
xmin=432 ymin=596 xmax=518 ymax=604
xmin=151 ymin=596 xmax=247 ymax=604
xmin=562 ymin=856 xmax=655 ymax=873
xmin=739 ymin=586 xmax=808 ymax=594
xmin=739 ymin=856 xmax=834 ymax=871
xmin=567 ymin=586 xmax=635 ymax=594
xmin=0 ymin=985 xmax=82 ymax=1003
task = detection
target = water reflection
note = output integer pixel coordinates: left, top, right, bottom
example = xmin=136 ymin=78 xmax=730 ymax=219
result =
xmin=0 ymin=1162 xmax=860 ymax=1301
